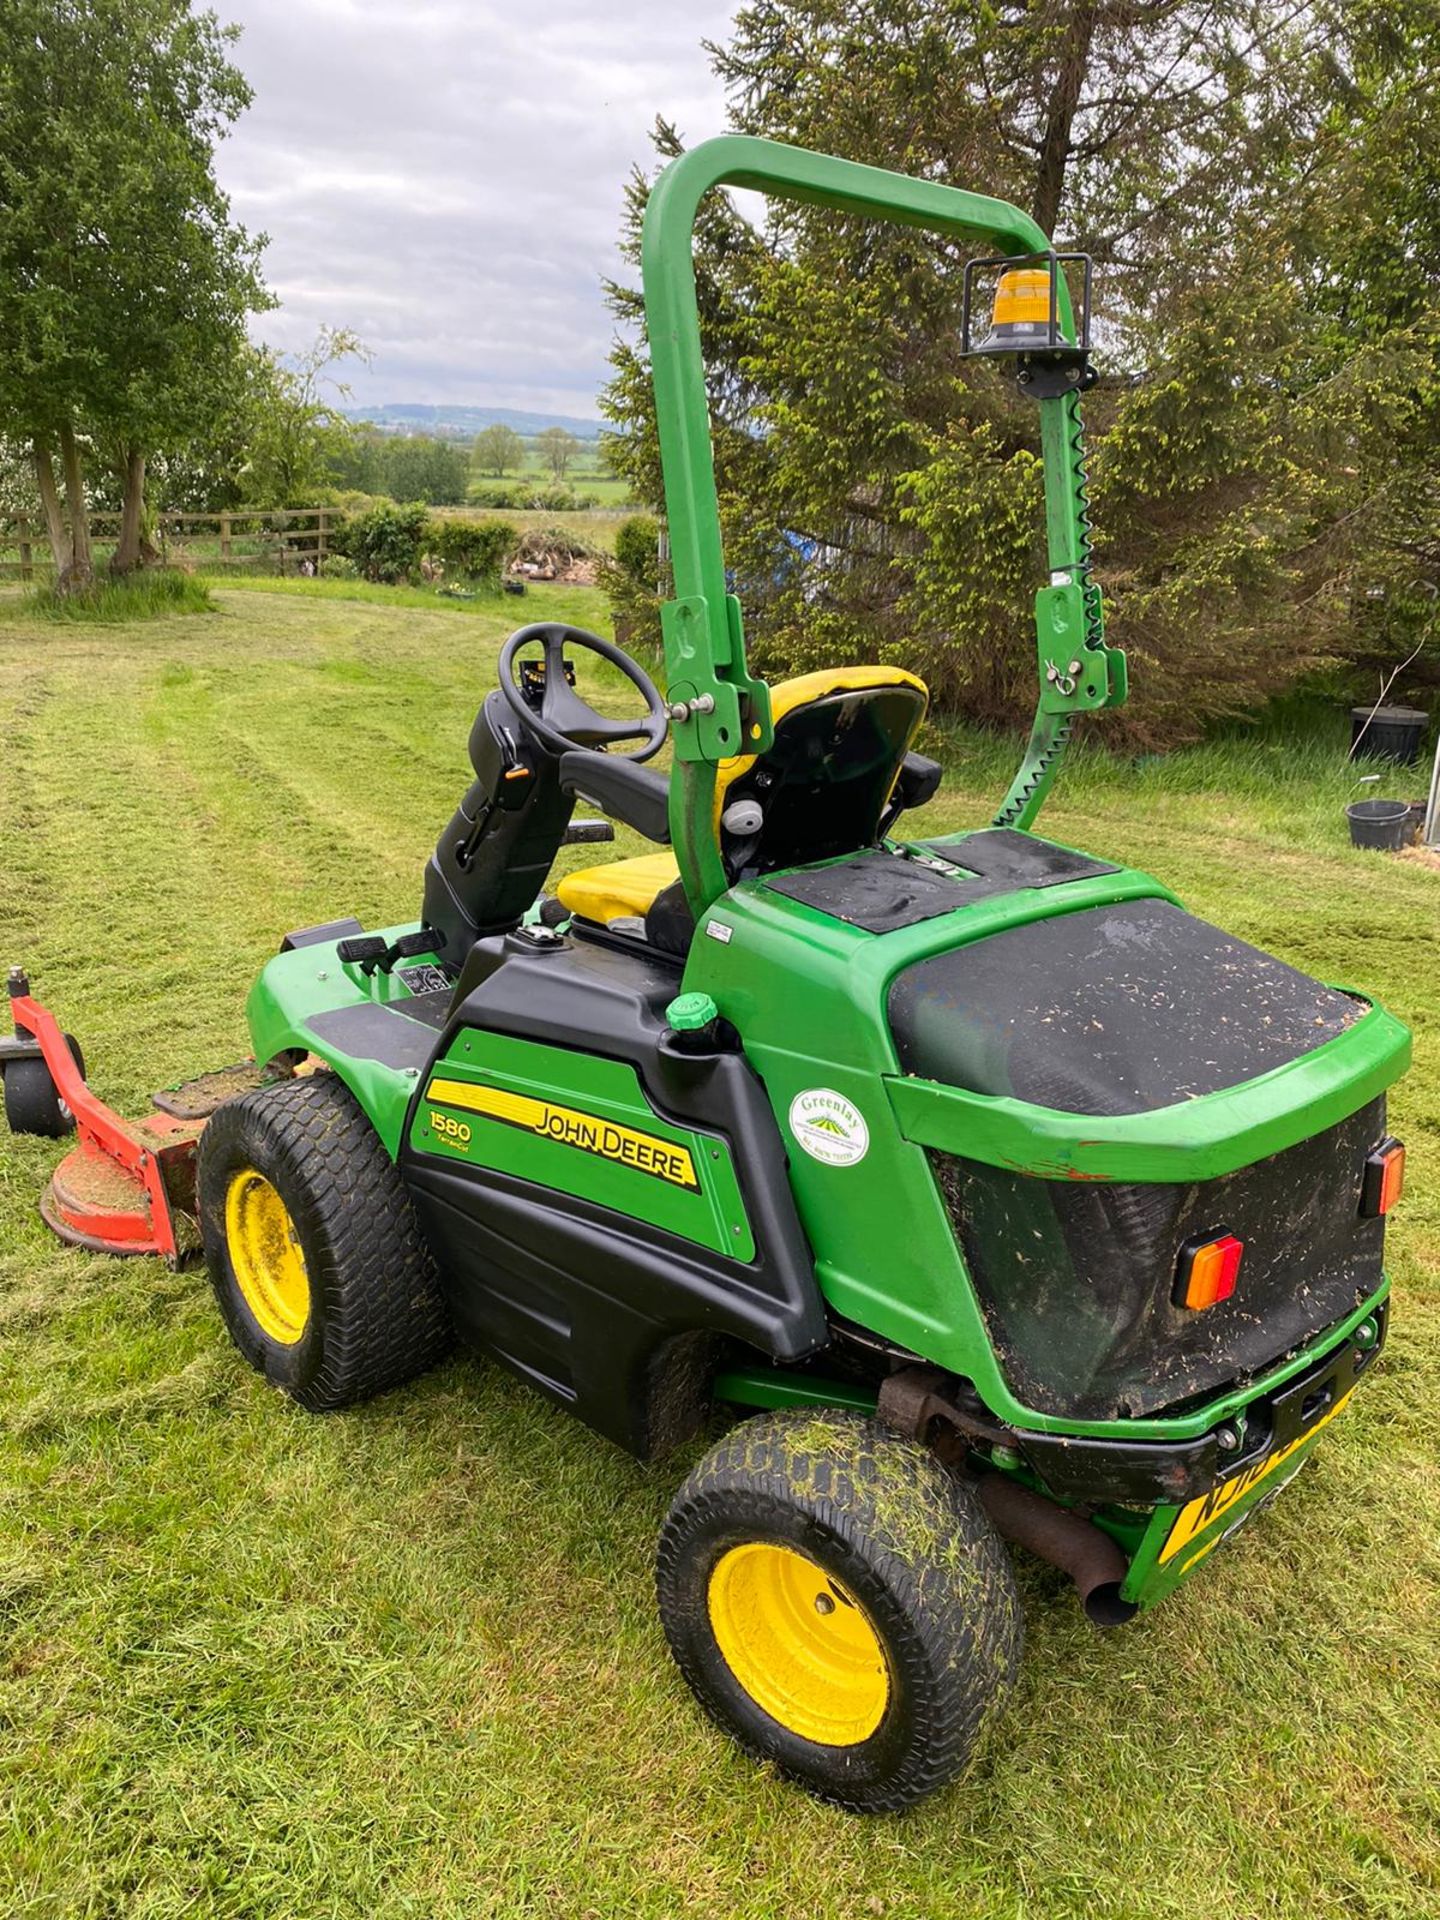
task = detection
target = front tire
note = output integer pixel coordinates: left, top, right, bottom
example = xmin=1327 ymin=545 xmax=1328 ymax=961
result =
xmin=197 ymin=1074 xmax=451 ymax=1410
xmin=656 ymin=1409 xmax=1022 ymax=1813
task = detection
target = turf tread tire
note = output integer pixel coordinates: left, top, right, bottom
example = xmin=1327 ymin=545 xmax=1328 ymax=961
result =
xmin=656 ymin=1408 xmax=1022 ymax=1813
xmin=198 ymin=1073 xmax=451 ymax=1410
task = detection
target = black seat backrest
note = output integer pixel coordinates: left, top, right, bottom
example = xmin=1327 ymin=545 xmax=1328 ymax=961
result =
xmin=720 ymin=671 xmax=927 ymax=874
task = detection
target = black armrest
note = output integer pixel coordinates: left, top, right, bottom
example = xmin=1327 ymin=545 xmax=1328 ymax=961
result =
xmin=895 ymin=751 xmax=943 ymax=811
xmin=879 ymin=751 xmax=944 ymax=840
xmin=558 ymin=752 xmax=672 ymax=844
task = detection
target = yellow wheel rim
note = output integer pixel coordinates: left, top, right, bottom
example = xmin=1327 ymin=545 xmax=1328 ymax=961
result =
xmin=707 ymin=1541 xmax=890 ymax=1745
xmin=224 ymin=1168 xmax=311 ymax=1345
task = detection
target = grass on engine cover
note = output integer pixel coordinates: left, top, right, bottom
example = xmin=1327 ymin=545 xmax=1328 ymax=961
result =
xmin=0 ymin=579 xmax=1436 ymax=1919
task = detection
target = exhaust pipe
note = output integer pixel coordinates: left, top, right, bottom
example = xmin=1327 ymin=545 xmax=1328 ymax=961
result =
xmin=975 ymin=1472 xmax=1137 ymax=1627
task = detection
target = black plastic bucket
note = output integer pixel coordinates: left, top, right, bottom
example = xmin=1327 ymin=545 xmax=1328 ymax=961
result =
xmin=1346 ymin=799 xmax=1413 ymax=851
xmin=1351 ymin=705 xmax=1429 ymax=763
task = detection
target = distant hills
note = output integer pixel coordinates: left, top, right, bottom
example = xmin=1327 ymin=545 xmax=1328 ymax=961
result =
xmin=344 ymin=403 xmax=603 ymax=440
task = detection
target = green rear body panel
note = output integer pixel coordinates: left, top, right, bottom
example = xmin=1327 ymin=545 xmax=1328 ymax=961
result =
xmin=674 ymin=847 xmax=1406 ymax=1442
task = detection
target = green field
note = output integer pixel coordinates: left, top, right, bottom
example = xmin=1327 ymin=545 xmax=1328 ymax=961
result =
xmin=467 ymin=444 xmax=634 ymax=513
xmin=0 ymin=579 xmax=1436 ymax=1919
xmin=549 ymin=472 xmax=632 ymax=507
xmin=430 ymin=505 xmax=630 ymax=554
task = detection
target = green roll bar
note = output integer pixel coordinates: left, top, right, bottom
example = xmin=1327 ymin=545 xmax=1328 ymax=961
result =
xmin=640 ymin=134 xmax=1126 ymax=915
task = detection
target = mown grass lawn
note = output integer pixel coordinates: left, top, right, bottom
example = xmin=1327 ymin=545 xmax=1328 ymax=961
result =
xmin=0 ymin=579 xmax=1436 ymax=1920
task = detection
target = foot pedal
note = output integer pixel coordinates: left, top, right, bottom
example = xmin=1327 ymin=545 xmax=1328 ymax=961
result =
xmin=337 ymin=930 xmax=440 ymax=976
xmin=150 ymin=1062 xmax=269 ymax=1121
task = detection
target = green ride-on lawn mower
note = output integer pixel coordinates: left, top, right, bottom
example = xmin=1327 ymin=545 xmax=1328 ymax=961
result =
xmin=4 ymin=140 xmax=1413 ymax=1813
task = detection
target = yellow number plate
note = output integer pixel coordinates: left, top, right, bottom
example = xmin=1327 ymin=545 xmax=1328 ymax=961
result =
xmin=1159 ymin=1389 xmax=1353 ymax=1566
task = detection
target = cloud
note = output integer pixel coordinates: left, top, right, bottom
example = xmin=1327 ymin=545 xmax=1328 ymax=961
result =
xmin=214 ymin=0 xmax=735 ymax=414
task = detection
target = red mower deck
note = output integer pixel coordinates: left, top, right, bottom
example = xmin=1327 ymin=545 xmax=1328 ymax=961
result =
xmin=7 ymin=971 xmax=265 ymax=1264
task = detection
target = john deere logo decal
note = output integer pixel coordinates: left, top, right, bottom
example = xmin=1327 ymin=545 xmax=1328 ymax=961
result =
xmin=424 ymin=1077 xmax=699 ymax=1190
xmin=788 ymin=1088 xmax=869 ymax=1167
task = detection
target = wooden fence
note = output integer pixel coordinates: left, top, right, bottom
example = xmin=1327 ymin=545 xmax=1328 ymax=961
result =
xmin=0 ymin=507 xmax=336 ymax=581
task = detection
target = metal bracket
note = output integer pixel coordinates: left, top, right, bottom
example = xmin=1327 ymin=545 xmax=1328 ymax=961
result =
xmin=876 ymin=1364 xmax=1010 ymax=1456
xmin=1016 ymin=352 xmax=1099 ymax=400
xmin=659 ymin=593 xmax=770 ymax=763
xmin=1035 ymin=582 xmax=1115 ymax=713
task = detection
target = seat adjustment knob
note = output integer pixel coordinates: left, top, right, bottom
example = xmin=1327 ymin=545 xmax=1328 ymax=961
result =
xmin=721 ymin=798 xmax=764 ymax=837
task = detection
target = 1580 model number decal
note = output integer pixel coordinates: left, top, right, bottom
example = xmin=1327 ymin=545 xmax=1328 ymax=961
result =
xmin=424 ymin=1077 xmax=699 ymax=1191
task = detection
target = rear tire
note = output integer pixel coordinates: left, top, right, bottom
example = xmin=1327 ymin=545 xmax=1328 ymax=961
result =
xmin=656 ymin=1408 xmax=1022 ymax=1813
xmin=197 ymin=1074 xmax=451 ymax=1410
xmin=2 ymin=1034 xmax=85 ymax=1137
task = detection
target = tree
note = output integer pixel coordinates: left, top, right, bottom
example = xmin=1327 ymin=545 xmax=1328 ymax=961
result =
xmin=322 ymin=427 xmax=384 ymax=499
xmin=379 ymin=435 xmax=469 ymax=506
xmin=602 ymin=1 xmax=1440 ymax=743
xmin=241 ymin=328 xmax=368 ymax=507
xmin=535 ymin=426 xmax=580 ymax=482
xmin=0 ymin=0 xmax=269 ymax=586
xmin=472 ymin=423 xmax=525 ymax=476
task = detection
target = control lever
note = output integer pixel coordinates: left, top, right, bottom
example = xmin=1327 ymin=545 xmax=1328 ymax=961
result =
xmin=336 ymin=935 xmax=387 ymax=968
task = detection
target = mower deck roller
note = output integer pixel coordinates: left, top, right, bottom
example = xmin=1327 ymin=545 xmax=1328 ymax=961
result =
xmin=4 ymin=137 xmax=1414 ymax=1815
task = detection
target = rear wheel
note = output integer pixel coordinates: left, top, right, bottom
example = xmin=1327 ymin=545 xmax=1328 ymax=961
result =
xmin=656 ymin=1408 xmax=1022 ymax=1813
xmin=2 ymin=1034 xmax=85 ymax=1137
xmin=197 ymin=1074 xmax=450 ymax=1409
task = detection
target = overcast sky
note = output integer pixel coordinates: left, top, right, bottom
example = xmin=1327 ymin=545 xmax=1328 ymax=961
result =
xmin=214 ymin=0 xmax=737 ymax=418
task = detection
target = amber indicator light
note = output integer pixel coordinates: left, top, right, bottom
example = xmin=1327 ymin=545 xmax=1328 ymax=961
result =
xmin=1361 ymin=1140 xmax=1405 ymax=1218
xmin=1174 ymin=1233 xmax=1244 ymax=1311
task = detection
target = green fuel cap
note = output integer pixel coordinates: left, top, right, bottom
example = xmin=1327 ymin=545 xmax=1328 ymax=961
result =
xmin=667 ymin=991 xmax=718 ymax=1033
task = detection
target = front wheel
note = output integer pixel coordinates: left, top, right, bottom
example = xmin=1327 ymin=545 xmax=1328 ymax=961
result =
xmin=197 ymin=1074 xmax=451 ymax=1410
xmin=656 ymin=1409 xmax=1023 ymax=1813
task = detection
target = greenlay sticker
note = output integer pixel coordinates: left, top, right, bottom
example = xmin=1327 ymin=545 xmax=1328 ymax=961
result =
xmin=789 ymin=1087 xmax=869 ymax=1167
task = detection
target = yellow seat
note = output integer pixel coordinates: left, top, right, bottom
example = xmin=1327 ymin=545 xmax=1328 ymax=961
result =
xmin=554 ymin=665 xmax=927 ymax=928
xmin=556 ymin=849 xmax=680 ymax=925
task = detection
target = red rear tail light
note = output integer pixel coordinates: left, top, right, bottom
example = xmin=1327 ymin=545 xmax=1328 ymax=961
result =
xmin=1361 ymin=1139 xmax=1405 ymax=1218
xmin=1174 ymin=1233 xmax=1244 ymax=1311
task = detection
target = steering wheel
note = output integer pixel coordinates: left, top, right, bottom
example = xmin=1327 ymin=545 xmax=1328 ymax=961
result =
xmin=498 ymin=623 xmax=668 ymax=763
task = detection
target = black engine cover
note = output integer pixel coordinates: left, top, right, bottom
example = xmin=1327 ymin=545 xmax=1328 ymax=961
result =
xmin=888 ymin=894 xmax=1383 ymax=1420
